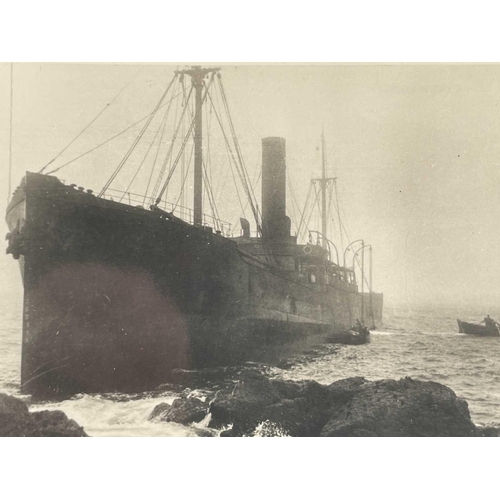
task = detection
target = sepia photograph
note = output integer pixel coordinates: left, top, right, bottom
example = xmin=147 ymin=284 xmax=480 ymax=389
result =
xmin=1 ymin=61 xmax=499 ymax=440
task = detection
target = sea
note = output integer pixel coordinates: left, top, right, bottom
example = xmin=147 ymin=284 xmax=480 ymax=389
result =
xmin=1 ymin=272 xmax=499 ymax=436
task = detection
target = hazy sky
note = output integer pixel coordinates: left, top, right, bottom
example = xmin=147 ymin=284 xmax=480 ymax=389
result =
xmin=1 ymin=63 xmax=500 ymax=309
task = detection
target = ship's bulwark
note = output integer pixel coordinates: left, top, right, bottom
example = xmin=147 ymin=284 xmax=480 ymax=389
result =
xmin=6 ymin=173 xmax=383 ymax=397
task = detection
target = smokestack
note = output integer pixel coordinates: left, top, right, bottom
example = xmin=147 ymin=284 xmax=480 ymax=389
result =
xmin=262 ymin=137 xmax=289 ymax=239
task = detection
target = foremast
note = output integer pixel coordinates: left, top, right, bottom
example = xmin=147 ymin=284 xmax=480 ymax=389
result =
xmin=175 ymin=66 xmax=220 ymax=226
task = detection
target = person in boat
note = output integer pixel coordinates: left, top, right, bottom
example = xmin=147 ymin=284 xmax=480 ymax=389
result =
xmin=482 ymin=315 xmax=498 ymax=330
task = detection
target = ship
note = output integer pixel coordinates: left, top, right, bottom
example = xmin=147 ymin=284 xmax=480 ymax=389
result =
xmin=5 ymin=66 xmax=383 ymax=397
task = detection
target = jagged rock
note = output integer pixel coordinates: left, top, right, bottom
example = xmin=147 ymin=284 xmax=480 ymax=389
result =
xmin=0 ymin=393 xmax=88 ymax=437
xmin=328 ymin=377 xmax=368 ymax=404
xmin=148 ymin=402 xmax=172 ymax=421
xmin=30 ymin=410 xmax=88 ymax=437
xmin=192 ymin=427 xmax=217 ymax=437
xmin=151 ymin=397 xmax=209 ymax=425
xmin=207 ymin=374 xmax=482 ymax=437
xmin=209 ymin=372 xmax=332 ymax=436
xmin=321 ymin=377 xmax=480 ymax=437
xmin=0 ymin=393 xmax=40 ymax=437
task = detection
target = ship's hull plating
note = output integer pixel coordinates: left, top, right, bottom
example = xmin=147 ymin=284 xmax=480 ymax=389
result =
xmin=6 ymin=173 xmax=383 ymax=396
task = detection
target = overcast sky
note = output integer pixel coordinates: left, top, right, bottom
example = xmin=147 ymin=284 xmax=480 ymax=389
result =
xmin=1 ymin=63 xmax=500 ymax=309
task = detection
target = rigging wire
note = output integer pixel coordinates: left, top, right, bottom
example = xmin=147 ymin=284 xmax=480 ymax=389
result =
xmin=39 ymin=68 xmax=142 ymax=174
xmin=46 ymin=88 xmax=185 ymax=176
xmin=8 ymin=63 xmax=13 ymax=203
xmin=172 ymin=143 xmax=194 ymax=215
xmin=297 ymin=182 xmax=313 ymax=239
xmin=286 ymin=173 xmax=303 ymax=236
xmin=153 ymin=73 xmax=217 ymax=206
xmin=99 ymin=74 xmax=178 ymax=197
xmin=217 ymin=76 xmax=263 ymax=232
xmin=202 ymin=158 xmax=221 ymax=230
xmin=142 ymin=83 xmax=176 ymax=206
xmin=204 ymin=85 xmax=248 ymax=224
xmin=118 ymin=96 xmax=173 ymax=203
xmin=165 ymin=79 xmax=183 ymax=202
xmin=149 ymin=84 xmax=196 ymax=205
xmin=302 ymin=183 xmax=322 ymax=243
xmin=205 ymin=82 xmax=258 ymax=230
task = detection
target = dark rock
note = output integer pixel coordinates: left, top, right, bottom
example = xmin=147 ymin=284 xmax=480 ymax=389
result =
xmin=209 ymin=372 xmax=332 ymax=436
xmin=152 ymin=397 xmax=209 ymax=425
xmin=192 ymin=427 xmax=217 ymax=437
xmin=328 ymin=377 xmax=369 ymax=405
xmin=148 ymin=402 xmax=172 ymax=421
xmin=321 ymin=377 xmax=480 ymax=437
xmin=30 ymin=410 xmax=88 ymax=437
xmin=0 ymin=393 xmax=40 ymax=437
xmin=0 ymin=393 xmax=88 ymax=437
xmin=207 ymin=374 xmax=482 ymax=437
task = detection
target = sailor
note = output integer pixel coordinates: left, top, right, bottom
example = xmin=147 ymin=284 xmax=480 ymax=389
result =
xmin=483 ymin=315 xmax=496 ymax=329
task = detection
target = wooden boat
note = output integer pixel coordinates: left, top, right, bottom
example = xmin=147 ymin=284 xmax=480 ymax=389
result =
xmin=457 ymin=319 xmax=500 ymax=337
xmin=326 ymin=325 xmax=370 ymax=345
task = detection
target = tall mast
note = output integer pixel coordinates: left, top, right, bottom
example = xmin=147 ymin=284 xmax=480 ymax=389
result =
xmin=192 ymin=66 xmax=205 ymax=226
xmin=176 ymin=66 xmax=219 ymax=225
xmin=312 ymin=130 xmax=335 ymax=252
xmin=321 ymin=129 xmax=327 ymax=250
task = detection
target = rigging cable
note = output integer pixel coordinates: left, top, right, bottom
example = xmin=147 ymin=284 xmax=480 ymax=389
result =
xmin=152 ymin=74 xmax=216 ymax=206
xmin=164 ymin=78 xmax=183 ymax=202
xmin=118 ymin=93 xmax=174 ymax=203
xmin=302 ymin=182 xmax=322 ymax=243
xmin=141 ymin=81 xmax=177 ymax=206
xmin=205 ymin=84 xmax=248 ymax=224
xmin=205 ymin=83 xmax=258 ymax=231
xmin=296 ymin=182 xmax=313 ymax=239
xmin=45 ymin=88 xmax=185 ymax=176
xmin=172 ymin=143 xmax=194 ymax=216
xmin=217 ymin=76 xmax=263 ymax=231
xmin=212 ymin=83 xmax=248 ymax=220
xmin=99 ymin=74 xmax=178 ymax=197
xmin=39 ymin=68 xmax=142 ymax=174
xmin=8 ymin=63 xmax=13 ymax=203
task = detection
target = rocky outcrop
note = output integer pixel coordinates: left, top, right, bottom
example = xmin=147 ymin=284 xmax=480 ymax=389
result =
xmin=322 ymin=377 xmax=479 ymax=437
xmin=148 ymin=402 xmax=172 ymax=421
xmin=209 ymin=372 xmax=333 ymax=436
xmin=0 ymin=393 xmax=41 ymax=436
xmin=149 ymin=397 xmax=209 ymax=425
xmin=201 ymin=373 xmax=482 ymax=437
xmin=0 ymin=393 xmax=88 ymax=437
xmin=30 ymin=410 xmax=87 ymax=437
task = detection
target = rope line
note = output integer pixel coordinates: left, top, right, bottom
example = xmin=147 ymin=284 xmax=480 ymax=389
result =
xmin=40 ymin=68 xmax=142 ymax=174
xmin=45 ymin=88 xmax=185 ymax=176
xmin=8 ymin=63 xmax=13 ymax=203
xmin=99 ymin=74 xmax=178 ymax=197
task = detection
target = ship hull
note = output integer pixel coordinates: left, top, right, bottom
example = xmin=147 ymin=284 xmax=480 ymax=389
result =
xmin=6 ymin=173 xmax=383 ymax=396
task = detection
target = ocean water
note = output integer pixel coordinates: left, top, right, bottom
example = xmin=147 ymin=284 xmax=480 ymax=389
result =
xmin=1 ymin=278 xmax=499 ymax=435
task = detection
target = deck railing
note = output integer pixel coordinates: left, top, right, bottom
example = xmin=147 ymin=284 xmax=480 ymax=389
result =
xmin=100 ymin=188 xmax=233 ymax=236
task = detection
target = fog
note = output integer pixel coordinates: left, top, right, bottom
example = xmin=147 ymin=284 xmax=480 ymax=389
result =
xmin=1 ymin=63 xmax=500 ymax=309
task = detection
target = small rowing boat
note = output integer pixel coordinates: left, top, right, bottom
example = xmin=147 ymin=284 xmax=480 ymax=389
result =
xmin=457 ymin=319 xmax=500 ymax=337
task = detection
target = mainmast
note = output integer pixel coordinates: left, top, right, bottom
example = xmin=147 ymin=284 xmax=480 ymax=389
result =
xmin=176 ymin=65 xmax=219 ymax=225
